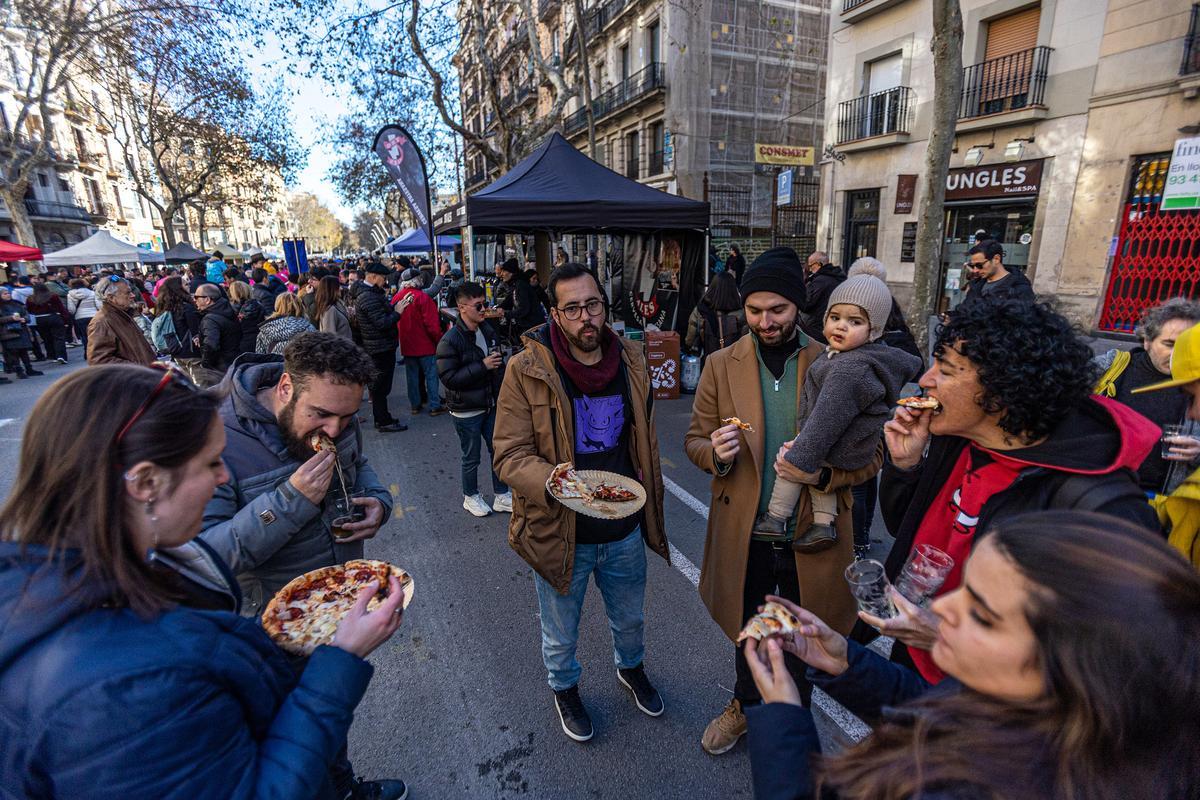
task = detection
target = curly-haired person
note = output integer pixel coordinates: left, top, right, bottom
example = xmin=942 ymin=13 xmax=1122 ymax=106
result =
xmin=867 ymin=298 xmax=1161 ymax=684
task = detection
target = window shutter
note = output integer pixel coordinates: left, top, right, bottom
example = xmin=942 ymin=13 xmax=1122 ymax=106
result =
xmin=984 ymin=6 xmax=1040 ymax=60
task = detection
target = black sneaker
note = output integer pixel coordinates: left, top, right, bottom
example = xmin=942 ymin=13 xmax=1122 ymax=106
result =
xmin=617 ymin=664 xmax=664 ymax=717
xmin=374 ymin=421 xmax=408 ymax=432
xmin=553 ymin=685 xmax=594 ymax=742
xmin=26 ymin=369 xmax=44 ymax=377
xmin=344 ymin=777 xmax=408 ymax=800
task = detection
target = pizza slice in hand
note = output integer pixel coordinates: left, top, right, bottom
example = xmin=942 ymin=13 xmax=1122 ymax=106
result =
xmin=736 ymin=601 xmax=802 ymax=644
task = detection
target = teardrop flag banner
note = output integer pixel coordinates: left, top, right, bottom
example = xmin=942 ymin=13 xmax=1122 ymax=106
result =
xmin=372 ymin=124 xmax=435 ymax=259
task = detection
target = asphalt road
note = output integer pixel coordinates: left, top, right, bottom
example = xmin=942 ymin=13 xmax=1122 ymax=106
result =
xmin=0 ymin=358 xmax=897 ymax=799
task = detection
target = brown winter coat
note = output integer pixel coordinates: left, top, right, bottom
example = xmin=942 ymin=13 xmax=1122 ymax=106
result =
xmin=493 ymin=324 xmax=669 ymax=594
xmin=86 ymin=301 xmax=157 ymax=366
xmin=684 ymin=333 xmax=882 ymax=641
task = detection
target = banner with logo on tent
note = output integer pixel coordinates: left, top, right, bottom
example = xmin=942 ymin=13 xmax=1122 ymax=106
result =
xmin=372 ymin=125 xmax=436 ymax=258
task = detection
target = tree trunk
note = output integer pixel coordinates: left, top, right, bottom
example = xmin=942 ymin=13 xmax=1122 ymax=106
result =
xmin=573 ymin=0 xmax=597 ymax=158
xmin=1 ymin=185 xmax=38 ymax=251
xmin=161 ymin=211 xmax=179 ymax=249
xmin=910 ymin=0 xmax=964 ymax=354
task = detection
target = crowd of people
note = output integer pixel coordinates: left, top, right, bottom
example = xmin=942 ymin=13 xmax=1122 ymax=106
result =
xmin=2 ymin=239 xmax=1200 ymax=800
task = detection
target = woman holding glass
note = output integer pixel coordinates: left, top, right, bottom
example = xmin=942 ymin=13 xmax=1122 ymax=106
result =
xmin=0 ymin=365 xmax=406 ymax=799
xmin=743 ymin=511 xmax=1200 ymax=800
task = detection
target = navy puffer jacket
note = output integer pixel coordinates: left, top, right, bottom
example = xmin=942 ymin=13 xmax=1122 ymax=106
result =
xmin=0 ymin=543 xmax=372 ymax=800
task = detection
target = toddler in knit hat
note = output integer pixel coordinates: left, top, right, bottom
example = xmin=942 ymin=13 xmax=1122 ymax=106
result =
xmin=755 ymin=274 xmax=922 ymax=553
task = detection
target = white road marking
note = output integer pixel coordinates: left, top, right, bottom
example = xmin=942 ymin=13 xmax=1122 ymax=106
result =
xmin=0 ymin=419 xmax=16 ymax=429
xmin=662 ymin=473 xmax=873 ymax=742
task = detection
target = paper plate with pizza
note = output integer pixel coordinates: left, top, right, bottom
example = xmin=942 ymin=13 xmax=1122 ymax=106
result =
xmin=263 ymin=559 xmax=414 ymax=656
xmin=546 ymin=462 xmax=647 ymax=520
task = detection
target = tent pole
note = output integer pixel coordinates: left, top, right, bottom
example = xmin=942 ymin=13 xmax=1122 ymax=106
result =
xmin=465 ymin=225 xmax=475 ymax=279
xmin=704 ymin=230 xmax=711 ymax=287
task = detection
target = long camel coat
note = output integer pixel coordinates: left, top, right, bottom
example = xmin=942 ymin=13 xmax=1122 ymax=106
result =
xmin=684 ymin=333 xmax=882 ymax=641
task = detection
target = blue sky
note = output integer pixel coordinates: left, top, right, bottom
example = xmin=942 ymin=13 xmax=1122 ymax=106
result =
xmin=249 ymin=33 xmax=356 ymax=224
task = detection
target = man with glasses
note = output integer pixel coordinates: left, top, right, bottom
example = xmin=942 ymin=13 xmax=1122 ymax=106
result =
xmin=493 ymin=262 xmax=670 ymax=743
xmin=436 ymin=282 xmax=511 ymax=517
xmin=86 ymin=276 xmax=157 ymax=366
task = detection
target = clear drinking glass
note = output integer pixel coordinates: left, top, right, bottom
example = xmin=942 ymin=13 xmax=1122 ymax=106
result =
xmin=329 ymin=494 xmax=367 ymax=540
xmin=1162 ymin=424 xmax=1185 ymax=460
xmin=894 ymin=544 xmax=955 ymax=607
xmin=844 ymin=559 xmax=896 ymax=619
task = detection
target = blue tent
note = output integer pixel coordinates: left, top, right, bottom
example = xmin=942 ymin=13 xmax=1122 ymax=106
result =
xmin=385 ymin=228 xmax=460 ymax=254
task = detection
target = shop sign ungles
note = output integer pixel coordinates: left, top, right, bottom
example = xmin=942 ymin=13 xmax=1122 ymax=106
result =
xmin=754 ymin=143 xmax=814 ymax=166
xmin=945 ymin=159 xmax=1043 ymax=201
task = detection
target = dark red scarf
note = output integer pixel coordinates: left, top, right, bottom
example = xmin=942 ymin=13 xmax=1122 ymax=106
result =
xmin=549 ymin=321 xmax=622 ymax=394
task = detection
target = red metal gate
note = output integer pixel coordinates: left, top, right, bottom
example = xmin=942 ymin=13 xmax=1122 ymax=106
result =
xmin=1098 ymin=153 xmax=1200 ymax=333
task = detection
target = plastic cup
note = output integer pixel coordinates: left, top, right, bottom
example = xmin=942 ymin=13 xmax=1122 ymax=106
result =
xmin=844 ymin=559 xmax=896 ymax=619
xmin=1162 ymin=424 xmax=1185 ymax=460
xmin=894 ymin=544 xmax=955 ymax=607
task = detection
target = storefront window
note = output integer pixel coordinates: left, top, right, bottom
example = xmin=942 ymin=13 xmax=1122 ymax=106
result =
xmin=939 ymin=201 xmax=1037 ymax=312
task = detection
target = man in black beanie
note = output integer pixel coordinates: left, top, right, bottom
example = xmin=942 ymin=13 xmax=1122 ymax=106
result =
xmin=684 ymin=246 xmax=879 ymax=755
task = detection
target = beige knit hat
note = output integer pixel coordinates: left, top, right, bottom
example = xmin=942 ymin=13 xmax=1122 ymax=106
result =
xmin=826 ymin=275 xmax=893 ymax=341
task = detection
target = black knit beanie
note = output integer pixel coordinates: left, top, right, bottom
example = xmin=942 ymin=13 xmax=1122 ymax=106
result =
xmin=739 ymin=246 xmax=806 ymax=309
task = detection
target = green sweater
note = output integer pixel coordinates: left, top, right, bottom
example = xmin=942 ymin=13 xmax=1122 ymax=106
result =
xmin=753 ymin=337 xmax=803 ymax=541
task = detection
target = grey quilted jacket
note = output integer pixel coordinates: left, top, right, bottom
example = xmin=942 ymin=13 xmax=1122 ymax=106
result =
xmin=199 ymin=355 xmax=393 ymax=616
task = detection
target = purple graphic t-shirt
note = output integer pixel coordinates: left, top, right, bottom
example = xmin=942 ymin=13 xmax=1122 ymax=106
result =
xmin=560 ymin=363 xmax=642 ymax=544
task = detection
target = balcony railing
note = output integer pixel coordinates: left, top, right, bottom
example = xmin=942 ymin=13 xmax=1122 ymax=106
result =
xmin=465 ymin=169 xmax=486 ymax=188
xmin=24 ymin=198 xmax=93 ymax=222
xmin=625 ymin=157 xmax=639 ymax=180
xmin=583 ymin=0 xmax=630 ymax=39
xmin=959 ymin=46 xmax=1052 ymax=120
xmin=836 ymin=86 xmax=914 ymax=144
xmin=1183 ymin=4 xmax=1200 ymax=75
xmin=563 ymin=62 xmax=666 ymax=135
xmin=538 ymin=0 xmax=561 ymax=21
xmin=841 ymin=0 xmax=874 ymax=11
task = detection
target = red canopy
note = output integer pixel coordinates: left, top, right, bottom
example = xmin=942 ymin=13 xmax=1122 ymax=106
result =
xmin=0 ymin=240 xmax=42 ymax=262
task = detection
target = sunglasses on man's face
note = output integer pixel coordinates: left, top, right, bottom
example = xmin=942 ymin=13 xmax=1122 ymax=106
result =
xmin=460 ymin=301 xmax=485 ymax=311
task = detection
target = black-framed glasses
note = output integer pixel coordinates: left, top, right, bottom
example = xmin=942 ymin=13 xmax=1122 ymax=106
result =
xmin=459 ymin=301 xmax=486 ymax=311
xmin=557 ymin=299 xmax=605 ymax=321
xmin=114 ymin=363 xmax=196 ymax=447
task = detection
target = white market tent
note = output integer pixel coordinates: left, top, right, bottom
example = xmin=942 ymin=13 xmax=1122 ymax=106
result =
xmin=211 ymin=243 xmax=248 ymax=261
xmin=43 ymin=230 xmax=165 ymax=267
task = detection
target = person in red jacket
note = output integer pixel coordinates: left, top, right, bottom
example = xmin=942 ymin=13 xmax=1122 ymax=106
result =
xmin=392 ymin=268 xmax=446 ymax=415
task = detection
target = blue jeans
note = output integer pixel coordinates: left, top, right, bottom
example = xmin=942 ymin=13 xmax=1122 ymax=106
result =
xmin=405 ymin=355 xmax=442 ymax=409
xmin=533 ymin=527 xmax=647 ymax=691
xmin=451 ymin=410 xmax=507 ymax=496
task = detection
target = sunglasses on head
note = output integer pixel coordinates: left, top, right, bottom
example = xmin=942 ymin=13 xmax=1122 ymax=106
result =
xmin=114 ymin=363 xmax=198 ymax=448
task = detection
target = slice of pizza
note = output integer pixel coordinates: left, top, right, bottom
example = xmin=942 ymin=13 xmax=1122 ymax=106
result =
xmin=896 ymin=395 xmax=941 ymax=411
xmin=548 ymin=462 xmax=593 ymax=502
xmin=592 ymin=483 xmax=639 ymax=502
xmin=310 ymin=433 xmax=337 ymax=453
xmin=722 ymin=416 xmax=754 ymax=432
xmin=736 ymin=601 xmax=803 ymax=644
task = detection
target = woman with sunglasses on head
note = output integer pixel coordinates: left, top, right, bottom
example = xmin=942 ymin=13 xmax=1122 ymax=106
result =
xmin=0 ymin=365 xmax=406 ymax=799
xmin=744 ymin=510 xmax=1200 ymax=800
xmin=86 ymin=275 xmax=157 ymax=366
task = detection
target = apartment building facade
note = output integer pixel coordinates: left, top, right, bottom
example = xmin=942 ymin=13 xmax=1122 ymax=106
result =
xmin=822 ymin=0 xmax=1200 ymax=331
xmin=1 ymin=30 xmax=288 ymax=259
xmin=456 ymin=0 xmax=829 ymax=234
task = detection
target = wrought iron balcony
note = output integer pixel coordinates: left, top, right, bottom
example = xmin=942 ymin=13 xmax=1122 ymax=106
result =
xmin=625 ymin=157 xmax=639 ymax=180
xmin=563 ymin=63 xmax=666 ymax=135
xmin=841 ymin=0 xmax=874 ymax=11
xmin=465 ymin=169 xmax=486 ymax=188
xmin=583 ymin=0 xmax=630 ymax=39
xmin=24 ymin=198 xmax=93 ymax=222
xmin=836 ymin=86 xmax=914 ymax=144
xmin=959 ymin=46 xmax=1052 ymax=120
xmin=538 ymin=0 xmax=561 ymax=21
xmin=1183 ymin=4 xmax=1200 ymax=75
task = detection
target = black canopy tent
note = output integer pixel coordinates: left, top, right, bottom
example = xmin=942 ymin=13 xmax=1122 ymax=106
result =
xmin=163 ymin=242 xmax=208 ymax=264
xmin=463 ymin=133 xmax=710 ymax=335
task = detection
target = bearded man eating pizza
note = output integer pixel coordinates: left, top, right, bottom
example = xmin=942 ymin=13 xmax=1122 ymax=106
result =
xmin=199 ymin=331 xmax=405 ymax=800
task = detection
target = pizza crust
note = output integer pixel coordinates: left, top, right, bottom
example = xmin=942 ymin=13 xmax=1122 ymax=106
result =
xmin=722 ymin=416 xmax=754 ymax=432
xmin=310 ymin=433 xmax=337 ymax=453
xmin=736 ymin=601 xmax=802 ymax=644
xmin=896 ymin=396 xmax=941 ymax=411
